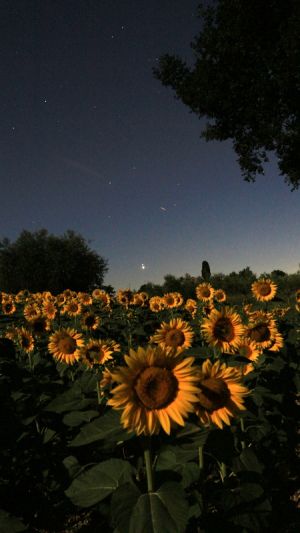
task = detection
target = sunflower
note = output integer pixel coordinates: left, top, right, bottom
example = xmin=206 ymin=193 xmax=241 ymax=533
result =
xmin=163 ymin=293 xmax=177 ymax=308
xmin=237 ymin=339 xmax=262 ymax=375
xmin=56 ymin=293 xmax=67 ymax=307
xmin=108 ymin=345 xmax=200 ymax=435
xmin=295 ymin=290 xmax=300 ymax=303
xmin=201 ymin=307 xmax=245 ymax=353
xmin=2 ymin=300 xmax=16 ymax=315
xmin=48 ymin=328 xmax=84 ymax=365
xmin=214 ymin=289 xmax=227 ymax=303
xmin=185 ymin=298 xmax=197 ymax=317
xmin=267 ymin=331 xmax=284 ymax=352
xmin=78 ymin=292 xmax=93 ymax=306
xmin=245 ymin=316 xmax=279 ymax=350
xmin=81 ymin=311 xmax=101 ymax=330
xmin=80 ymin=340 xmax=113 ymax=368
xmin=24 ymin=303 xmax=41 ymax=322
xmin=62 ymin=299 xmax=82 ymax=317
xmin=30 ymin=316 xmax=52 ymax=336
xmin=151 ymin=318 xmax=194 ymax=354
xmin=117 ymin=289 xmax=134 ymax=307
xmin=174 ymin=292 xmax=184 ymax=307
xmin=195 ymin=359 xmax=249 ymax=429
xmin=251 ymin=278 xmax=277 ymax=302
xmin=195 ymin=283 xmax=214 ymax=301
xmin=42 ymin=301 xmax=57 ymax=320
xmin=133 ymin=293 xmax=144 ymax=306
xmin=149 ymin=296 xmax=164 ymax=312
xmin=92 ymin=289 xmax=111 ymax=306
xmin=17 ymin=327 xmax=35 ymax=353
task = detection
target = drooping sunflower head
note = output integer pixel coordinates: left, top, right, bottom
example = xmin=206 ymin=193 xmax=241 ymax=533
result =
xmin=245 ymin=317 xmax=279 ymax=350
xmin=185 ymin=298 xmax=197 ymax=317
xmin=108 ymin=345 xmax=200 ymax=435
xmin=201 ymin=307 xmax=245 ymax=353
xmin=150 ymin=318 xmax=194 ymax=354
xmin=195 ymin=359 xmax=249 ymax=429
xmin=196 ymin=283 xmax=214 ymax=302
xmin=42 ymin=301 xmax=57 ymax=320
xmin=48 ymin=328 xmax=84 ymax=365
xmin=17 ymin=327 xmax=35 ymax=353
xmin=80 ymin=339 xmax=113 ymax=368
xmin=251 ymin=278 xmax=277 ymax=302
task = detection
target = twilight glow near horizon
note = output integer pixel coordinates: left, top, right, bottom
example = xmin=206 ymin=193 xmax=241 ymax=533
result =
xmin=1 ymin=0 xmax=299 ymax=290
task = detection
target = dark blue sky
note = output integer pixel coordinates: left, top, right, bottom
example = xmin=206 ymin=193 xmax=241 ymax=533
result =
xmin=1 ymin=0 xmax=299 ymax=289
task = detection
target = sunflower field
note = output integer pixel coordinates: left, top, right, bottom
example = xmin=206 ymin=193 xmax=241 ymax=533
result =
xmin=0 ymin=281 xmax=299 ymax=532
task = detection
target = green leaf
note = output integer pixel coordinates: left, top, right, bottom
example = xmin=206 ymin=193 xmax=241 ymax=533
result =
xmin=221 ymin=482 xmax=264 ymax=511
xmin=129 ymin=482 xmax=188 ymax=533
xmin=63 ymin=410 xmax=99 ymax=427
xmin=42 ymin=427 xmax=56 ymax=444
xmin=232 ymin=448 xmax=264 ymax=474
xmin=111 ymin=483 xmax=141 ymax=533
xmin=0 ymin=509 xmax=27 ymax=532
xmin=69 ymin=409 xmax=132 ymax=447
xmin=65 ymin=458 xmax=134 ymax=508
xmin=62 ymin=455 xmax=81 ymax=479
xmin=44 ymin=384 xmax=91 ymax=413
xmin=156 ymin=446 xmax=200 ymax=488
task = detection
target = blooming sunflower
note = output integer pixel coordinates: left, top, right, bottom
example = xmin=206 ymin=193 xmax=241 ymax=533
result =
xmin=48 ymin=328 xmax=84 ymax=365
xmin=42 ymin=301 xmax=57 ymax=320
xmin=80 ymin=339 xmax=113 ymax=368
xmin=117 ymin=289 xmax=134 ymax=307
xmin=201 ymin=307 xmax=245 ymax=353
xmin=237 ymin=339 xmax=262 ymax=375
xmin=267 ymin=331 xmax=284 ymax=352
xmin=295 ymin=289 xmax=300 ymax=303
xmin=149 ymin=296 xmax=164 ymax=312
xmin=92 ymin=289 xmax=111 ymax=306
xmin=151 ymin=318 xmax=194 ymax=354
xmin=214 ymin=289 xmax=227 ymax=303
xmin=17 ymin=327 xmax=35 ymax=353
xmin=251 ymin=278 xmax=277 ymax=302
xmin=30 ymin=316 xmax=52 ymax=336
xmin=195 ymin=359 xmax=249 ymax=429
xmin=185 ymin=298 xmax=197 ymax=317
xmin=81 ymin=311 xmax=101 ymax=330
xmin=108 ymin=345 xmax=200 ymax=435
xmin=195 ymin=283 xmax=214 ymax=302
xmin=2 ymin=300 xmax=16 ymax=315
xmin=245 ymin=317 xmax=279 ymax=350
xmin=62 ymin=299 xmax=82 ymax=317
xmin=78 ymin=292 xmax=93 ymax=306
xmin=24 ymin=303 xmax=41 ymax=322
xmin=56 ymin=293 xmax=67 ymax=307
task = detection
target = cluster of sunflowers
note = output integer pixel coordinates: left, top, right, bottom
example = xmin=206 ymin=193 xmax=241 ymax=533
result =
xmin=0 ymin=279 xmax=296 ymax=439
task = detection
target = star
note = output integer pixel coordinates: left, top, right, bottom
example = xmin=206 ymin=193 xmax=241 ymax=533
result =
xmin=140 ymin=263 xmax=146 ymax=270
xmin=160 ymin=206 xmax=167 ymax=211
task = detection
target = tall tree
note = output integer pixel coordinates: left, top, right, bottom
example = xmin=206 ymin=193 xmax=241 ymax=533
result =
xmin=0 ymin=229 xmax=108 ymax=293
xmin=154 ymin=0 xmax=300 ymax=189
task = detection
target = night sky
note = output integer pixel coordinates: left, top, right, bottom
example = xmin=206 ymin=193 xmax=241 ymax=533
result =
xmin=2 ymin=0 xmax=300 ymax=290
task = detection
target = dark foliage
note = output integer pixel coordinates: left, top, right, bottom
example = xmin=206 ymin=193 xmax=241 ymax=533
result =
xmin=0 ymin=229 xmax=108 ymax=294
xmin=154 ymin=0 xmax=300 ymax=189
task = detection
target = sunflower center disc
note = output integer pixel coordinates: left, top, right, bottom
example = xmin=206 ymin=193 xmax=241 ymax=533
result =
xmin=214 ymin=317 xmax=235 ymax=342
xmin=57 ymin=336 xmax=77 ymax=354
xmin=165 ymin=329 xmax=185 ymax=347
xmin=249 ymin=323 xmax=271 ymax=342
xmin=198 ymin=378 xmax=230 ymax=411
xmin=258 ymin=283 xmax=272 ymax=296
xmin=135 ymin=366 xmax=178 ymax=409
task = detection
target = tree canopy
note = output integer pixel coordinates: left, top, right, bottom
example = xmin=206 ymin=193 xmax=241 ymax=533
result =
xmin=0 ymin=229 xmax=108 ymax=294
xmin=154 ymin=0 xmax=300 ymax=189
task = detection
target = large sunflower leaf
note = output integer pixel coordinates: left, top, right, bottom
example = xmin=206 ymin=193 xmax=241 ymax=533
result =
xmin=156 ymin=446 xmax=200 ymax=488
xmin=65 ymin=458 xmax=134 ymax=508
xmin=129 ymin=482 xmax=188 ymax=533
xmin=0 ymin=509 xmax=27 ymax=532
xmin=111 ymin=482 xmax=141 ymax=533
xmin=44 ymin=384 xmax=91 ymax=413
xmin=62 ymin=409 xmax=99 ymax=427
xmin=69 ymin=408 xmax=132 ymax=447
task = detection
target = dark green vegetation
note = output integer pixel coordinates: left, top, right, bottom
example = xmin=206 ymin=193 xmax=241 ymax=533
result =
xmin=0 ymin=230 xmax=108 ymax=294
xmin=154 ymin=0 xmax=300 ymax=189
xmin=0 ymin=290 xmax=299 ymax=532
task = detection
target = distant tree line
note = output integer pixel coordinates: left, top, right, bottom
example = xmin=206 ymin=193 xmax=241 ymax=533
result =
xmin=139 ymin=265 xmax=300 ymax=303
xmin=0 ymin=229 xmax=108 ymax=294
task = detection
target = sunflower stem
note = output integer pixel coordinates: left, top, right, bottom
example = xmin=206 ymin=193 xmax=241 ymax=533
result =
xmin=96 ymin=379 xmax=101 ymax=404
xmin=144 ymin=446 xmax=154 ymax=493
xmin=240 ymin=417 xmax=246 ymax=449
xmin=198 ymin=445 xmax=204 ymax=473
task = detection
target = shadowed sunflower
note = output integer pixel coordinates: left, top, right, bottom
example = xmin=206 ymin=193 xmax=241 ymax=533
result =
xmin=17 ymin=327 xmax=34 ymax=353
xmin=2 ymin=300 xmax=16 ymax=315
xmin=108 ymin=345 xmax=200 ymax=435
xmin=245 ymin=317 xmax=279 ymax=350
xmin=92 ymin=289 xmax=111 ymax=306
xmin=196 ymin=283 xmax=214 ymax=301
xmin=251 ymin=278 xmax=277 ymax=302
xmin=43 ymin=301 xmax=57 ymax=320
xmin=62 ymin=299 xmax=82 ymax=317
xmin=295 ymin=289 xmax=300 ymax=303
xmin=48 ymin=328 xmax=84 ymax=365
xmin=56 ymin=293 xmax=67 ymax=307
xmin=267 ymin=331 xmax=284 ymax=352
xmin=201 ymin=307 xmax=245 ymax=353
xmin=150 ymin=318 xmax=194 ymax=353
xmin=185 ymin=298 xmax=197 ymax=317
xmin=24 ymin=303 xmax=41 ymax=322
xmin=80 ymin=339 xmax=113 ymax=368
xmin=195 ymin=359 xmax=249 ymax=429
xmin=30 ymin=316 xmax=52 ymax=336
xmin=81 ymin=311 xmax=101 ymax=330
